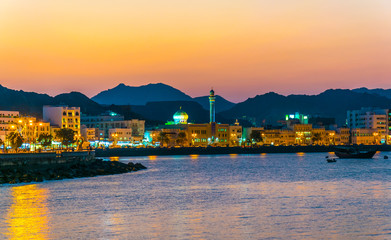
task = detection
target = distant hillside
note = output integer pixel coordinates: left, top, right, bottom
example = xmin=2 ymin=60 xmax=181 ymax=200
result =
xmin=92 ymin=83 xmax=193 ymax=105
xmin=54 ymin=92 xmax=105 ymax=115
xmin=353 ymin=87 xmax=391 ymax=99
xmin=0 ymin=84 xmax=53 ymax=117
xmin=221 ymin=89 xmax=391 ymax=125
xmin=192 ymin=95 xmax=235 ymax=113
xmin=0 ymin=85 xmax=106 ymax=117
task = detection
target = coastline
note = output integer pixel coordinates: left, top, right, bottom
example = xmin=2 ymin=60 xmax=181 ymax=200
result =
xmin=95 ymin=145 xmax=391 ymax=157
xmin=0 ymin=151 xmax=147 ymax=184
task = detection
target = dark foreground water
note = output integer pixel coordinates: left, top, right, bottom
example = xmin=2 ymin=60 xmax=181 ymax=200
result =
xmin=1 ymin=152 xmax=391 ymax=239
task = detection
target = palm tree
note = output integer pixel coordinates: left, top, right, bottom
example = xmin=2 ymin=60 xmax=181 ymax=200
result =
xmin=0 ymin=138 xmax=4 ymax=153
xmin=176 ymin=132 xmax=187 ymax=147
xmin=311 ymin=133 xmax=322 ymax=145
xmin=7 ymin=132 xmax=24 ymax=152
xmin=158 ymin=132 xmax=169 ymax=147
xmin=37 ymin=133 xmax=53 ymax=150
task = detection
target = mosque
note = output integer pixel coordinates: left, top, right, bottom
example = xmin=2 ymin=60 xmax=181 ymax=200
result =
xmin=148 ymin=89 xmax=242 ymax=147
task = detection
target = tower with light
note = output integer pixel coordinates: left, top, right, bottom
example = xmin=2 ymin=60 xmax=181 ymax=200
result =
xmin=209 ymin=89 xmax=216 ymax=123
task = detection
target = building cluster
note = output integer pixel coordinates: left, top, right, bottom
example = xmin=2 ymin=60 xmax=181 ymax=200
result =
xmin=242 ymin=107 xmax=391 ymax=146
xmin=1 ymin=89 xmax=390 ymax=150
xmin=146 ymin=90 xmax=243 ymax=147
xmin=0 ymin=106 xmax=145 ymax=150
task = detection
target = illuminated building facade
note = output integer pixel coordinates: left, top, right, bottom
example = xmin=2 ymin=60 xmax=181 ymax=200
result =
xmin=173 ymin=107 xmax=188 ymax=124
xmin=109 ymin=128 xmax=132 ymax=145
xmin=81 ymin=111 xmax=145 ymax=141
xmin=347 ymin=107 xmax=389 ymax=144
xmin=285 ymin=112 xmax=309 ymax=124
xmin=43 ymin=106 xmax=81 ymax=134
xmin=0 ymin=111 xmax=20 ymax=141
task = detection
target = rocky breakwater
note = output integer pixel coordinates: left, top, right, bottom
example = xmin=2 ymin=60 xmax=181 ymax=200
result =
xmin=0 ymin=158 xmax=147 ymax=184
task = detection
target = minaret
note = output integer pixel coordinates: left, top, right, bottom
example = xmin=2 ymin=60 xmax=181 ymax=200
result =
xmin=209 ymin=89 xmax=216 ymax=123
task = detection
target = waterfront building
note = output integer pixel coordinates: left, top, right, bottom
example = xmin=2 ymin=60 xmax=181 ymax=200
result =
xmin=148 ymin=100 xmax=242 ymax=147
xmin=347 ymin=107 xmax=389 ymax=144
xmin=229 ymin=125 xmax=242 ymax=146
xmin=173 ymin=107 xmax=188 ymax=124
xmin=293 ymin=124 xmax=312 ymax=145
xmin=0 ymin=111 xmax=20 ymax=141
xmin=335 ymin=128 xmax=350 ymax=145
xmin=80 ymin=126 xmax=104 ymax=142
xmin=350 ymin=128 xmax=380 ymax=145
xmin=109 ymin=128 xmax=132 ymax=145
xmin=16 ymin=116 xmax=51 ymax=144
xmin=81 ymin=111 xmax=145 ymax=142
xmin=43 ymin=106 xmax=81 ymax=134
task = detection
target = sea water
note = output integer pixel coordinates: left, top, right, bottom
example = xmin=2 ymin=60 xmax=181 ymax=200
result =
xmin=1 ymin=152 xmax=391 ymax=239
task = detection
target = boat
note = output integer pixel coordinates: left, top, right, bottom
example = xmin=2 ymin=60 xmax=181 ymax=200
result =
xmin=326 ymin=157 xmax=337 ymax=163
xmin=334 ymin=146 xmax=377 ymax=159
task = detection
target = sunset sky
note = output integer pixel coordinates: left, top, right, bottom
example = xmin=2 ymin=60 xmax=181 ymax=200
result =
xmin=1 ymin=0 xmax=391 ymax=102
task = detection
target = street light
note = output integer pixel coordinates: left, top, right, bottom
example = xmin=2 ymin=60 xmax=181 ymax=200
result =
xmin=192 ymin=133 xmax=197 ymax=146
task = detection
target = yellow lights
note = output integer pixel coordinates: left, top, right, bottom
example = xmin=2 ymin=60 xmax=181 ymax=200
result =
xmin=29 ymin=120 xmax=33 ymax=123
xmin=5 ymin=184 xmax=49 ymax=239
xmin=296 ymin=152 xmax=305 ymax=156
xmin=148 ymin=155 xmax=157 ymax=160
xmin=18 ymin=120 xmax=22 ymax=123
xmin=189 ymin=154 xmax=199 ymax=160
xmin=29 ymin=123 xmax=33 ymax=126
xmin=39 ymin=123 xmax=43 ymax=126
xmin=110 ymin=157 xmax=120 ymax=161
xmin=10 ymin=125 xmax=15 ymax=129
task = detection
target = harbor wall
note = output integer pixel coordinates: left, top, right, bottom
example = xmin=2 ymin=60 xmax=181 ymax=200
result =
xmin=0 ymin=151 xmax=95 ymax=169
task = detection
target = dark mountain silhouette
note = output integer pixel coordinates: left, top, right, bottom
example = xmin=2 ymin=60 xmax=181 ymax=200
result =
xmin=131 ymin=101 xmax=233 ymax=124
xmin=353 ymin=87 xmax=391 ymax=99
xmin=0 ymin=84 xmax=53 ymax=117
xmin=3 ymin=83 xmax=391 ymax=127
xmin=92 ymin=83 xmax=193 ymax=105
xmin=221 ymin=89 xmax=391 ymax=126
xmin=192 ymin=95 xmax=235 ymax=113
xmin=53 ymin=92 xmax=105 ymax=115
xmin=0 ymin=85 xmax=106 ymax=117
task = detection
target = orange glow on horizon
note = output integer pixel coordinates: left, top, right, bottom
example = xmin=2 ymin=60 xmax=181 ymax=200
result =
xmin=1 ymin=0 xmax=391 ymax=101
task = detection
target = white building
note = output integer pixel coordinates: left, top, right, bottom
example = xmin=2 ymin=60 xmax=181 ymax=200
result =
xmin=347 ymin=107 xmax=389 ymax=144
xmin=0 ymin=110 xmax=20 ymax=141
xmin=81 ymin=111 xmax=144 ymax=141
xmin=43 ymin=106 xmax=81 ymax=134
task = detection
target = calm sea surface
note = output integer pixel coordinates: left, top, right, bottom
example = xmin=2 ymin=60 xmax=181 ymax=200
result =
xmin=1 ymin=152 xmax=391 ymax=239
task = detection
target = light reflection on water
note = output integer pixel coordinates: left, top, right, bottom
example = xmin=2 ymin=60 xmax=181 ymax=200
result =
xmin=5 ymin=184 xmax=49 ymax=240
xmin=0 ymin=153 xmax=391 ymax=239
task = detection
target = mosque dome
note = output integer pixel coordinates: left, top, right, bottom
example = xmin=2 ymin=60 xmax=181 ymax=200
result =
xmin=210 ymin=89 xmax=215 ymax=96
xmin=173 ymin=107 xmax=188 ymax=124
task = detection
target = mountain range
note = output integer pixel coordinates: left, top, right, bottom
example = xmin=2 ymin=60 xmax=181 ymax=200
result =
xmin=1 ymin=83 xmax=391 ymax=126
xmin=92 ymin=83 xmax=235 ymax=113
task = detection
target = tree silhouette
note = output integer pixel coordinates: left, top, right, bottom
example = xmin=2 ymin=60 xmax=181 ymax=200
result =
xmin=7 ymin=132 xmax=24 ymax=152
xmin=55 ymin=128 xmax=76 ymax=148
xmin=37 ymin=133 xmax=53 ymax=149
xmin=250 ymin=131 xmax=263 ymax=143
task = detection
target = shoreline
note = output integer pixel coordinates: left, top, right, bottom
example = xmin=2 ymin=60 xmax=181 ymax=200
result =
xmin=0 ymin=151 xmax=147 ymax=184
xmin=95 ymin=145 xmax=391 ymax=157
